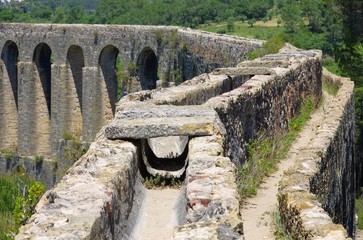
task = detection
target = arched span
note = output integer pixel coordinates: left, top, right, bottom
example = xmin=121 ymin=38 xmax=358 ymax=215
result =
xmin=0 ymin=40 xmax=19 ymax=149
xmin=32 ymin=43 xmax=52 ymax=156
xmin=33 ymin=43 xmax=52 ymax=116
xmin=66 ymin=45 xmax=84 ymax=137
xmin=1 ymin=40 xmax=18 ymax=108
xmin=137 ymin=47 xmax=158 ymax=90
xmin=99 ymin=45 xmax=119 ymax=119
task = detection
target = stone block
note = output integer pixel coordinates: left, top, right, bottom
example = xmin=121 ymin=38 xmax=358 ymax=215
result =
xmin=105 ymin=105 xmax=219 ymax=139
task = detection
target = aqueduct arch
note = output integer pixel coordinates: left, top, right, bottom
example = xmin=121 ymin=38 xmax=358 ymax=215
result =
xmin=32 ymin=43 xmax=52 ymax=156
xmin=0 ymin=40 xmax=18 ymax=149
xmin=99 ymin=45 xmax=119 ymax=120
xmin=65 ymin=45 xmax=84 ymax=137
xmin=137 ymin=47 xmax=158 ymax=90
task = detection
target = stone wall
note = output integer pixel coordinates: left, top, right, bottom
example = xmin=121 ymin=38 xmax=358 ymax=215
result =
xmin=278 ymin=69 xmax=355 ymax=239
xmin=0 ymin=24 xmax=262 ymax=158
xmin=205 ymin=49 xmax=322 ymax=167
xmin=15 ymin=46 xmax=329 ymax=239
xmin=11 ymin=31 xmax=355 ymax=239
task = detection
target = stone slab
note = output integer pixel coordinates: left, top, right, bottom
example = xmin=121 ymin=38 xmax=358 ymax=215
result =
xmin=237 ymin=60 xmax=290 ymax=68
xmin=105 ymin=105 xmax=218 ymax=139
xmin=213 ymin=67 xmax=274 ymax=76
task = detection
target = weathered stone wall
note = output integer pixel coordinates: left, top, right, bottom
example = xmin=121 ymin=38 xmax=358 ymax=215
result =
xmin=16 ymin=138 xmax=143 ymax=239
xmin=278 ymin=69 xmax=355 ymax=239
xmin=0 ymin=23 xmax=262 ymax=158
xmin=205 ymin=48 xmax=322 ymax=166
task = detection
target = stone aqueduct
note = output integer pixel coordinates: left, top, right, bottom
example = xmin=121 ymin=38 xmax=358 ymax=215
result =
xmin=0 ymin=23 xmax=261 ymax=157
xmin=0 ymin=24 xmax=356 ymax=239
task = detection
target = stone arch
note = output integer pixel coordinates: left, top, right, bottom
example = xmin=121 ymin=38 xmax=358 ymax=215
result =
xmin=98 ymin=45 xmax=119 ymax=121
xmin=32 ymin=43 xmax=52 ymax=156
xmin=66 ymin=45 xmax=84 ymax=137
xmin=0 ymin=40 xmax=19 ymax=149
xmin=137 ymin=47 xmax=158 ymax=90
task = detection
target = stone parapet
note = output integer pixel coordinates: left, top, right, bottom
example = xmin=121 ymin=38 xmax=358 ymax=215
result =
xmin=16 ymin=139 xmax=142 ymax=239
xmin=278 ymin=69 xmax=355 ymax=239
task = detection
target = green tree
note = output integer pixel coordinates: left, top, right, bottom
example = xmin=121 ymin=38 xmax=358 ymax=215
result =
xmin=281 ymin=1 xmax=303 ymax=33
xmin=65 ymin=6 xmax=84 ymax=23
xmin=51 ymin=6 xmax=65 ymax=23
xmin=227 ymin=17 xmax=234 ymax=32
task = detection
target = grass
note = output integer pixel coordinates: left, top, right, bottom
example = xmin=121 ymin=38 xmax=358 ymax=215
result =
xmin=322 ymin=56 xmax=344 ymax=77
xmin=198 ymin=18 xmax=285 ymax=40
xmin=0 ymin=173 xmax=41 ymax=239
xmin=322 ymin=79 xmax=341 ymax=96
xmin=143 ymin=174 xmax=182 ymax=189
xmin=357 ymin=196 xmax=363 ymax=229
xmin=270 ymin=208 xmax=292 ymax=240
xmin=237 ymin=97 xmax=317 ymax=200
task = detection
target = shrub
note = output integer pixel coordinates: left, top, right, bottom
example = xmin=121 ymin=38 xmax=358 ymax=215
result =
xmin=248 ymin=36 xmax=285 ymax=60
xmin=34 ymin=156 xmax=43 ymax=166
xmin=13 ymin=182 xmax=45 ymax=233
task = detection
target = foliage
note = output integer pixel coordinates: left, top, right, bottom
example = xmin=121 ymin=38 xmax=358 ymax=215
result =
xmin=143 ymin=174 xmax=182 ymax=189
xmin=357 ymin=190 xmax=363 ymax=229
xmin=0 ymin=146 xmax=17 ymax=162
xmin=64 ymin=141 xmax=87 ymax=161
xmin=270 ymin=208 xmax=292 ymax=240
xmin=13 ymin=182 xmax=45 ymax=233
xmin=34 ymin=156 xmax=44 ymax=166
xmin=322 ymin=56 xmax=344 ymax=76
xmin=0 ymin=174 xmax=44 ymax=237
xmin=227 ymin=17 xmax=234 ymax=32
xmin=62 ymin=131 xmax=87 ymax=161
xmin=247 ymin=36 xmax=285 ymax=60
xmin=199 ymin=18 xmax=285 ymax=40
xmin=237 ymin=97 xmax=317 ymax=200
xmin=321 ymin=71 xmax=342 ymax=96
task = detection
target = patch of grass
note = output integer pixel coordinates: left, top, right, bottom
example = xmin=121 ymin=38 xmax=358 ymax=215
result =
xmin=62 ymin=130 xmax=88 ymax=161
xmin=143 ymin=174 xmax=182 ymax=189
xmin=322 ymin=56 xmax=344 ymax=76
xmin=247 ymin=36 xmax=285 ymax=60
xmin=322 ymin=80 xmax=341 ymax=96
xmin=0 ymin=174 xmax=44 ymax=237
xmin=34 ymin=156 xmax=43 ymax=166
xmin=270 ymin=208 xmax=292 ymax=240
xmin=0 ymin=146 xmax=18 ymax=162
xmin=62 ymin=131 xmax=75 ymax=141
xmin=64 ymin=142 xmax=87 ymax=161
xmin=198 ymin=19 xmax=285 ymax=40
xmin=237 ymin=97 xmax=318 ymax=200
xmin=356 ymin=192 xmax=363 ymax=229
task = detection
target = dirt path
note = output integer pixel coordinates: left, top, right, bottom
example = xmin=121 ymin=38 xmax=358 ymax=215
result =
xmin=241 ymin=92 xmax=332 ymax=240
xmin=130 ymin=188 xmax=181 ymax=240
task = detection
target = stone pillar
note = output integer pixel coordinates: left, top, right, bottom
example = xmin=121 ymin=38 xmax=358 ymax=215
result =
xmin=82 ymin=67 xmax=102 ymax=141
xmin=51 ymin=64 xmax=68 ymax=156
xmin=18 ymin=62 xmax=37 ymax=156
xmin=0 ymin=60 xmax=18 ymax=150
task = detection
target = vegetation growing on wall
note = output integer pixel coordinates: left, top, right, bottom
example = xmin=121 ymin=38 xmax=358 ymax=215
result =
xmin=237 ymin=97 xmax=317 ymax=200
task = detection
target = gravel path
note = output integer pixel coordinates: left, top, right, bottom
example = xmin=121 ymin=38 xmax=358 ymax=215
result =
xmin=241 ymin=91 xmax=332 ymax=239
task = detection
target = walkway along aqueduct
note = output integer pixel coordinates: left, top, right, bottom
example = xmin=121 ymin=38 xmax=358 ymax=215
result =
xmin=0 ymin=24 xmax=356 ymax=239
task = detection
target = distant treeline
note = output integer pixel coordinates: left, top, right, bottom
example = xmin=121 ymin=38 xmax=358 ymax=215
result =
xmin=0 ymin=0 xmax=276 ymax=25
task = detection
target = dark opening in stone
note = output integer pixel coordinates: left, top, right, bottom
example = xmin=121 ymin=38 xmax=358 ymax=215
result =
xmin=140 ymin=136 xmax=189 ymax=178
xmin=137 ymin=47 xmax=158 ymax=90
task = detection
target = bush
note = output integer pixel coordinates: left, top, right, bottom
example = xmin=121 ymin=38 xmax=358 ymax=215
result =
xmin=248 ymin=36 xmax=285 ymax=60
xmin=13 ymin=182 xmax=45 ymax=233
